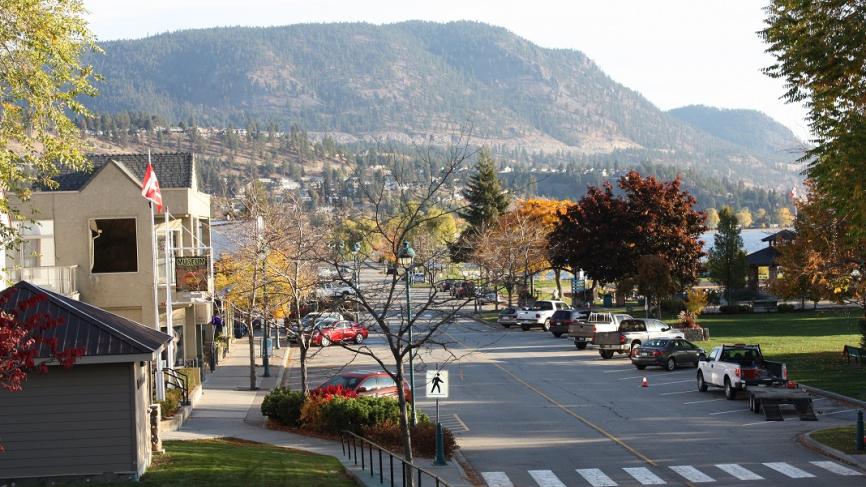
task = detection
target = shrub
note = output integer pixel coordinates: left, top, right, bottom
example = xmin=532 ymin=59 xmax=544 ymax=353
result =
xmin=777 ymin=303 xmax=797 ymax=313
xmin=159 ymin=388 xmax=182 ymax=419
xmin=719 ymin=304 xmax=752 ymax=314
xmin=677 ymin=311 xmax=700 ymax=329
xmin=261 ymin=387 xmax=305 ymax=427
xmin=685 ymin=289 xmax=708 ymax=316
xmin=362 ymin=420 xmax=458 ymax=459
xmin=300 ymin=394 xmax=427 ymax=434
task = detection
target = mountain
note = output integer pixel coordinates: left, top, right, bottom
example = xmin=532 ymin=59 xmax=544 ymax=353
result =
xmin=83 ymin=21 xmax=802 ymax=186
xmin=667 ymin=105 xmax=806 ymax=162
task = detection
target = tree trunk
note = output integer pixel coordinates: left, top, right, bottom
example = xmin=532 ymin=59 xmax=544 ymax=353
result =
xmin=554 ymin=268 xmax=562 ymax=298
xmin=299 ymin=345 xmax=309 ymax=394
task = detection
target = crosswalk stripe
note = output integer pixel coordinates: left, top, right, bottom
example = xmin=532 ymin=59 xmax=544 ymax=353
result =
xmin=669 ymin=465 xmax=714 ymax=483
xmin=623 ymin=467 xmax=666 ymax=485
xmin=763 ymin=462 xmax=816 ymax=478
xmin=528 ymin=470 xmax=566 ymax=487
xmin=715 ymin=464 xmax=764 ymax=480
xmin=576 ymin=468 xmax=618 ymax=487
xmin=482 ymin=471 xmax=514 ymax=487
xmin=810 ymin=461 xmax=863 ymax=476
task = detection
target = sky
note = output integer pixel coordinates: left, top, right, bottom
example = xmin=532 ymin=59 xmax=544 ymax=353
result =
xmin=82 ymin=0 xmax=810 ymax=140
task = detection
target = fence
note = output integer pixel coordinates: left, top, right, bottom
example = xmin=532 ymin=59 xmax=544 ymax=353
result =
xmin=340 ymin=430 xmax=451 ymax=487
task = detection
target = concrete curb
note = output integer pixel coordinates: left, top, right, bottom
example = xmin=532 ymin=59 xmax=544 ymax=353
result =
xmin=799 ymin=384 xmax=866 ymax=409
xmin=159 ymin=384 xmax=204 ymax=433
xmin=798 ymin=430 xmax=866 ymax=471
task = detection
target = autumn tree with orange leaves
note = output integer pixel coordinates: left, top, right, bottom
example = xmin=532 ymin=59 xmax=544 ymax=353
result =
xmin=515 ymin=198 xmax=572 ymax=296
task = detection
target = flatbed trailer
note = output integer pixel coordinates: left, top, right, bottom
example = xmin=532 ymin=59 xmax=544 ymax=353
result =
xmin=747 ymin=387 xmax=817 ymax=421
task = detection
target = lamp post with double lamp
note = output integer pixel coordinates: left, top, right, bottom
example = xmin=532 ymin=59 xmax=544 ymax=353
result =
xmin=398 ymin=240 xmax=417 ymax=426
xmin=256 ymin=216 xmax=270 ymax=378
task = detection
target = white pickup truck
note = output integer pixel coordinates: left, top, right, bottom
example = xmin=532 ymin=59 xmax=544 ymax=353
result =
xmin=315 ymin=282 xmax=355 ymax=299
xmin=697 ymin=344 xmax=788 ymax=400
xmin=593 ymin=318 xmax=684 ymax=359
xmin=516 ymin=300 xmax=571 ymax=331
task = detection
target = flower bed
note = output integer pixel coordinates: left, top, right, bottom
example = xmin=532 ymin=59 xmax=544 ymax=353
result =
xmin=261 ymin=387 xmax=456 ymax=459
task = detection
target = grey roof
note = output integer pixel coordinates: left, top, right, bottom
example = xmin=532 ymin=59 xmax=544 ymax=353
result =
xmin=1 ymin=281 xmax=171 ymax=360
xmin=44 ymin=152 xmax=194 ymax=191
xmin=761 ymin=229 xmax=796 ymax=243
xmin=747 ymin=246 xmax=780 ymax=267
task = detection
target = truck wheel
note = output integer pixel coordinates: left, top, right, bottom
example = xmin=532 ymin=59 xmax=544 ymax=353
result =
xmin=724 ymin=378 xmax=738 ymax=400
xmin=503 ymin=324 xmax=511 ymax=329
xmin=749 ymin=394 xmax=762 ymax=413
xmin=665 ymin=357 xmax=676 ymax=371
xmin=553 ymin=332 xmax=563 ymax=338
xmin=635 ymin=364 xmax=646 ymax=370
xmin=521 ymin=324 xmax=530 ymax=331
xmin=599 ymin=350 xmax=614 ymax=360
xmin=542 ymin=319 xmax=551 ymax=332
xmin=575 ymin=342 xmax=588 ymax=350
xmin=697 ymin=371 xmax=708 ymax=392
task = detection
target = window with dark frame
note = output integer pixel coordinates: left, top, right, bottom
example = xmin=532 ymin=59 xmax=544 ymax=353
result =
xmin=91 ymin=218 xmax=138 ymax=273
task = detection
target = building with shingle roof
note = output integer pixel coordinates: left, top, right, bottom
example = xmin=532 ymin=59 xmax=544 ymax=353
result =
xmin=0 ymin=281 xmax=170 ymax=481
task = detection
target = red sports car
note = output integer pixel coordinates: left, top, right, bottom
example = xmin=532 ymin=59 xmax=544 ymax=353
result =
xmin=311 ymin=320 xmax=368 ymax=346
xmin=315 ymin=370 xmax=412 ymax=401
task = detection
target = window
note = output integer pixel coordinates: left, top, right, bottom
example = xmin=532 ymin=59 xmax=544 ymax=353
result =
xmin=90 ymin=218 xmax=138 ymax=273
xmin=359 ymin=378 xmax=378 ymax=391
xmin=378 ymin=376 xmax=396 ymax=389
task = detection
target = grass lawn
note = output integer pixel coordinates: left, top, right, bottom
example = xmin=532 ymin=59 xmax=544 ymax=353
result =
xmin=810 ymin=426 xmax=865 ymax=455
xmin=692 ymin=310 xmax=866 ymax=400
xmin=73 ymin=438 xmax=357 ymax=487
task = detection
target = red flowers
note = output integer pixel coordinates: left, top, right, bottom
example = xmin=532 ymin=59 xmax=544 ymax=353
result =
xmin=309 ymin=384 xmax=358 ymax=400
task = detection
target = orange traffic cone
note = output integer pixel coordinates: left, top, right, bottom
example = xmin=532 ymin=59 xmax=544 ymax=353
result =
xmin=641 ymin=377 xmax=648 ymax=388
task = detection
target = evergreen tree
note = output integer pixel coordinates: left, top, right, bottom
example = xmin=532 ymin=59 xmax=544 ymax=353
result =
xmin=707 ymin=207 xmax=748 ymax=304
xmin=452 ymin=148 xmax=509 ymax=261
xmin=458 ymin=148 xmax=509 ymax=228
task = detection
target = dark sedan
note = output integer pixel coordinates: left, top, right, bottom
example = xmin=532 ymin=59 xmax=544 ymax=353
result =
xmin=630 ymin=337 xmax=705 ymax=371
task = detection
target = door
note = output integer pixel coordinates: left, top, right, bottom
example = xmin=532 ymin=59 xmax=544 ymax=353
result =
xmin=681 ymin=340 xmax=700 ymax=364
xmin=707 ymin=347 xmax=722 ymax=385
xmin=335 ymin=321 xmax=350 ymax=342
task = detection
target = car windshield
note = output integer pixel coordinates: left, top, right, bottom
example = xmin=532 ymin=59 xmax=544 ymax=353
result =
xmin=499 ymin=308 xmax=516 ymax=315
xmin=551 ymin=310 xmax=572 ymax=319
xmin=530 ymin=302 xmax=553 ymax=311
xmin=720 ymin=347 xmax=762 ymax=362
xmin=643 ymin=339 xmax=669 ymax=348
xmin=321 ymin=375 xmax=363 ymax=389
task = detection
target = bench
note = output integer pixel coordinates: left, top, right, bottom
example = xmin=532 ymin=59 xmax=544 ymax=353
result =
xmin=843 ymin=345 xmax=865 ymax=365
xmin=751 ymin=300 xmax=778 ymax=313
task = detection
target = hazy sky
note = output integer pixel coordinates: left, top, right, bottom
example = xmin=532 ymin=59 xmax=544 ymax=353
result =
xmin=83 ymin=0 xmax=809 ymax=139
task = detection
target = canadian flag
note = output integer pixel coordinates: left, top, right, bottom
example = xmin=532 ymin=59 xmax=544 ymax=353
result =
xmin=141 ymin=163 xmax=163 ymax=212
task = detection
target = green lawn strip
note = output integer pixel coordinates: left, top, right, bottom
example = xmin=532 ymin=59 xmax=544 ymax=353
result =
xmin=478 ymin=310 xmax=500 ymax=324
xmin=810 ymin=426 xmax=865 ymax=455
xmin=72 ymin=438 xmax=357 ymax=487
xmin=682 ymin=310 xmax=866 ymax=400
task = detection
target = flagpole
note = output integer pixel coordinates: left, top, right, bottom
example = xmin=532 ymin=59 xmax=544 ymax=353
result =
xmin=149 ymin=150 xmax=166 ymax=401
xmin=165 ymin=208 xmax=175 ymax=370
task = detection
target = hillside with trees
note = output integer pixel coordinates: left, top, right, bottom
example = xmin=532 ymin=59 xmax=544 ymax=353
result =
xmin=83 ymin=21 xmax=803 ymax=188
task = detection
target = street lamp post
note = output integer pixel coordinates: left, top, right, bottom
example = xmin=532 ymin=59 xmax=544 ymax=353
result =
xmin=256 ymin=216 xmax=270 ymax=378
xmin=352 ymin=241 xmax=361 ymax=322
xmin=398 ymin=240 xmax=416 ymax=426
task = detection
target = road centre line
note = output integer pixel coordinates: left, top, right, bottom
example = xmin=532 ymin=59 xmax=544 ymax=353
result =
xmin=683 ymin=398 xmax=724 ymax=405
xmin=709 ymin=408 xmax=750 ymax=415
xmin=444 ymin=331 xmax=659 ymax=467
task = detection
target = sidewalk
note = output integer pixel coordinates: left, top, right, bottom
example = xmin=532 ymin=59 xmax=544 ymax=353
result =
xmin=164 ymin=336 xmax=472 ymax=487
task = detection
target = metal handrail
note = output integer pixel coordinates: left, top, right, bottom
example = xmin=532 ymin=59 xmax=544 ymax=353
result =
xmin=339 ymin=430 xmax=450 ymax=487
xmin=163 ymin=368 xmax=190 ymax=405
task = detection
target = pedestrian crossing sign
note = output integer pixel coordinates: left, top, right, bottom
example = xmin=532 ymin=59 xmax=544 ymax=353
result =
xmin=425 ymin=370 xmax=448 ymax=399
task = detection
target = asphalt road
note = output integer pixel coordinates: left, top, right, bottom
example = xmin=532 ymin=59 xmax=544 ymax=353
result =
xmin=301 ymin=266 xmax=864 ymax=486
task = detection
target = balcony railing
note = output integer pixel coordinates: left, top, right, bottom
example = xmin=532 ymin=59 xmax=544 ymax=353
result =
xmin=11 ymin=265 xmax=79 ymax=296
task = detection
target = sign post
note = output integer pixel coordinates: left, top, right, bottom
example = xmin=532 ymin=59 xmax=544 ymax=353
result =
xmin=425 ymin=369 xmax=449 ymax=465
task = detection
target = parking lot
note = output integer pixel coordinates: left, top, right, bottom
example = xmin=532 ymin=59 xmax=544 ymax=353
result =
xmin=284 ymin=305 xmax=864 ymax=487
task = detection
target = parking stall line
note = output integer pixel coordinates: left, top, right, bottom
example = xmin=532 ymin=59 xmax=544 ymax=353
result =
xmin=482 ymin=471 xmax=514 ymax=487
xmin=669 ymin=466 xmax=715 ymax=483
xmin=576 ymin=468 xmax=618 ymax=487
xmin=623 ymin=467 xmax=667 ymax=485
xmin=659 ymin=390 xmax=694 ymax=396
xmin=683 ymin=398 xmax=724 ymax=405
xmin=708 ymin=408 xmax=750 ymax=416
xmin=762 ymin=462 xmax=816 ymax=479
xmin=617 ymin=375 xmax=646 ymax=381
xmin=809 ymin=461 xmax=863 ymax=476
xmin=603 ymin=369 xmax=635 ymax=374
xmin=820 ymin=408 xmax=857 ymax=416
xmin=715 ymin=464 xmax=764 ymax=481
xmin=653 ymin=379 xmax=694 ymax=386
xmin=528 ymin=469 xmax=567 ymax=487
